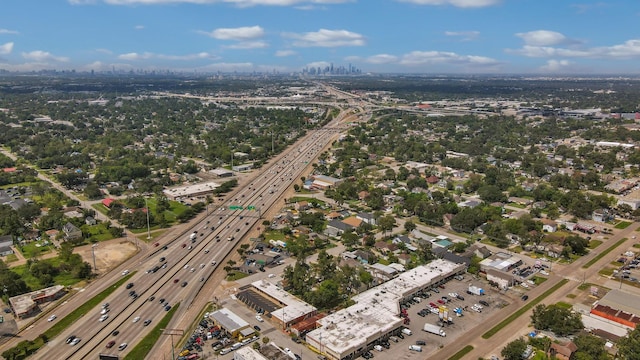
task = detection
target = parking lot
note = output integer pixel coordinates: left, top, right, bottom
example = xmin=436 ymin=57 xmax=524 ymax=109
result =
xmin=362 ymin=275 xmax=519 ymax=359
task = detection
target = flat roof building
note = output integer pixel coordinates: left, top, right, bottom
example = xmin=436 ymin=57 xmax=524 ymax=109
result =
xmin=306 ymin=259 xmax=465 ymax=360
xmin=210 ymin=308 xmax=251 ymax=338
xmin=9 ymin=285 xmax=65 ymax=319
xmin=251 ymin=280 xmax=317 ymax=330
xmin=234 ymin=347 xmax=269 ymax=360
xmin=163 ymin=181 xmax=220 ymax=200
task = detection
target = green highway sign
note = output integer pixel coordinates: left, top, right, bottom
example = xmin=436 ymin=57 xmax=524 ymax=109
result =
xmin=247 ymin=205 xmax=256 ymax=210
xmin=229 ymin=205 xmax=243 ymax=210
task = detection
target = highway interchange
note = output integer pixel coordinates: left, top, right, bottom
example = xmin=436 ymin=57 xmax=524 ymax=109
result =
xmin=25 ymin=106 xmax=350 ymax=359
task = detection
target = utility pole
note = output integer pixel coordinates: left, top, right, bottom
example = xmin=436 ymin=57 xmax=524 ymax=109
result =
xmin=145 ymin=197 xmax=151 ymax=240
xmin=91 ymin=244 xmax=98 ymax=270
xmin=162 ymin=328 xmax=183 ymax=360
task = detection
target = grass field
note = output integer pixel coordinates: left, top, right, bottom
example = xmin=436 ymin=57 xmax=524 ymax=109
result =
xmin=12 ymin=258 xmax=84 ymax=289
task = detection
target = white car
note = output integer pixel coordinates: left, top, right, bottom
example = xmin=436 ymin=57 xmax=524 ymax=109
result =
xmin=255 ymin=315 xmax=264 ymax=322
xmin=100 ymin=308 xmax=109 ymax=315
xmin=133 ymin=316 xmax=141 ymax=323
xmin=99 ymin=314 xmax=109 ymax=322
xmin=70 ymin=338 xmax=81 ymax=346
xmin=204 ymin=249 xmax=210 ymax=254
xmin=47 ymin=315 xmax=57 ymax=322
xmin=268 ymin=274 xmax=276 ymax=278
xmin=211 ymin=260 xmax=217 ymax=266
xmin=121 ymin=270 xmax=129 ymax=276
xmin=200 ymin=263 xmax=205 ymax=268
xmin=184 ymin=265 xmax=189 ymax=269
xmin=190 ymin=268 xmax=195 ymax=272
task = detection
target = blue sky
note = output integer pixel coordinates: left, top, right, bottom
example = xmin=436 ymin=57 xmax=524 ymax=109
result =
xmin=1 ymin=0 xmax=639 ymax=74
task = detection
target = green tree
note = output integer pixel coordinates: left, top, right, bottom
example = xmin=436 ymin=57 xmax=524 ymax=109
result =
xmin=501 ymin=338 xmax=527 ymax=360
xmin=572 ymin=333 xmax=608 ymax=360
xmin=531 ymin=303 xmax=583 ymax=336
xmin=404 ymin=220 xmax=417 ymax=233
xmin=618 ymin=326 xmax=640 ymax=359
xmin=378 ymin=215 xmax=396 ymax=237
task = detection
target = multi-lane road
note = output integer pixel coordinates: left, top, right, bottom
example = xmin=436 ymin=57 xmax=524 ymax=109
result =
xmin=19 ymin=108 xmax=353 ymax=359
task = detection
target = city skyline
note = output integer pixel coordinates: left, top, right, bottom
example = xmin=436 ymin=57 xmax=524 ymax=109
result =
xmin=1 ymin=0 xmax=640 ymax=74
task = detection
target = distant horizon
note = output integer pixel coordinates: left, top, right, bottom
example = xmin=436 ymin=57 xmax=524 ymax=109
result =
xmin=2 ymin=1 xmax=640 ymax=75
xmin=3 ymin=68 xmax=640 ymax=79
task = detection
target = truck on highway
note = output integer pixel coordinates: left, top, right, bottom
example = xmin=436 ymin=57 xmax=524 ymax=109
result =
xmin=423 ymin=323 xmax=446 ymax=337
xmin=468 ymin=285 xmax=485 ymax=296
xmin=190 ymin=232 xmax=197 ymax=242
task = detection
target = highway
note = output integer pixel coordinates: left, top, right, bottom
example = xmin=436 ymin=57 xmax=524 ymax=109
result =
xmin=27 ymin=109 xmax=352 ymax=360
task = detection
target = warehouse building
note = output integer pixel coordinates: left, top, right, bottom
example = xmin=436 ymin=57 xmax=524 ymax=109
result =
xmin=305 ymin=259 xmax=464 ymax=360
xmin=591 ymin=289 xmax=640 ymax=329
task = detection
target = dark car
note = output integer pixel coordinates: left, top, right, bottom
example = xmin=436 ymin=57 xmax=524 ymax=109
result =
xmin=456 ymin=295 xmax=465 ymax=301
xmin=479 ymin=300 xmax=490 ymax=307
xmin=143 ymin=319 xmax=152 ymax=326
xmin=164 ymin=305 xmax=172 ymax=311
xmin=112 ymin=330 xmax=119 ymax=336
xmin=416 ymin=340 xmax=426 ymax=346
xmin=66 ymin=335 xmax=77 ymax=344
xmin=159 ymin=298 xmax=165 ymax=304
xmin=162 ymin=245 xmax=168 ymax=250
xmin=126 ymin=283 xmax=134 ymax=289
xmin=3 ymin=308 xmax=11 ymax=314
xmin=181 ymin=281 xmax=188 ymax=287
xmin=521 ymin=295 xmax=529 ymax=301
xmin=148 ymin=296 xmax=156 ymax=302
xmin=253 ymin=325 xmax=261 ymax=332
xmin=106 ymin=340 xmax=116 ymax=348
xmin=159 ymin=257 xmax=166 ymax=262
xmin=129 ymin=290 xmax=136 ymax=296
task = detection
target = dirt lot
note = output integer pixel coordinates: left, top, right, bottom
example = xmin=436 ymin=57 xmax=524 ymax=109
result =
xmin=75 ymin=238 xmax=137 ymax=274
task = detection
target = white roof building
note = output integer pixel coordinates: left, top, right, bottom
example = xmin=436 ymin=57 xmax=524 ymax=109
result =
xmin=251 ymin=280 xmax=317 ymax=326
xmin=306 ymin=259 xmax=465 ymax=360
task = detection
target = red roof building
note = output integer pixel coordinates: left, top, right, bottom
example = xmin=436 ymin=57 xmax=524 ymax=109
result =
xmin=102 ymin=198 xmax=115 ymax=208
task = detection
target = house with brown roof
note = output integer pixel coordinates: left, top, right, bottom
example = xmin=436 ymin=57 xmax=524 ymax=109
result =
xmin=295 ymin=201 xmax=310 ymax=211
xmin=342 ymin=216 xmax=363 ymax=228
xmin=325 ymin=211 xmax=342 ymax=221
xmin=548 ymin=341 xmax=577 ymax=360
xmin=374 ymin=241 xmax=398 ymax=254
xmin=541 ymin=218 xmax=558 ymax=232
xmin=426 ymin=175 xmax=439 ymax=184
xmin=358 ymin=190 xmax=369 ymax=201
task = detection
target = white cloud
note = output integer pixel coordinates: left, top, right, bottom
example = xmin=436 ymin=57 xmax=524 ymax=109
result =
xmin=515 ymin=30 xmax=578 ymax=46
xmin=72 ymin=0 xmax=352 ymax=7
xmin=508 ymin=39 xmax=640 ymax=59
xmin=399 ymin=50 xmax=499 ymax=66
xmin=118 ymin=51 xmax=218 ymax=60
xmin=275 ymin=50 xmax=297 ymax=57
xmin=284 ymin=29 xmax=365 ymax=47
xmin=305 ymin=61 xmax=331 ymax=69
xmin=134 ymin=25 xmax=145 ymax=30
xmin=365 ymin=54 xmax=399 ymax=64
xmin=396 ymin=0 xmax=500 ymax=8
xmin=0 ymin=29 xmax=19 ymax=35
xmin=0 ymin=42 xmax=14 ymax=55
xmin=540 ymin=59 xmax=572 ymax=72
xmin=226 ymin=41 xmax=269 ymax=49
xmin=201 ymin=26 xmax=264 ymax=41
xmin=22 ymin=50 xmax=69 ymax=62
xmin=444 ymin=30 xmax=479 ymax=41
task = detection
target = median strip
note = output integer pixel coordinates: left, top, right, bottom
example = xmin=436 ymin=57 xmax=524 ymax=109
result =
xmin=124 ymin=302 xmax=180 ymax=360
xmin=482 ymin=279 xmax=568 ymax=339
xmin=583 ymin=238 xmax=627 ymax=269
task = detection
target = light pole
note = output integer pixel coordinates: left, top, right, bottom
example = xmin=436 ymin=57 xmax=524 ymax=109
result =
xmin=91 ymin=244 xmax=98 ymax=271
